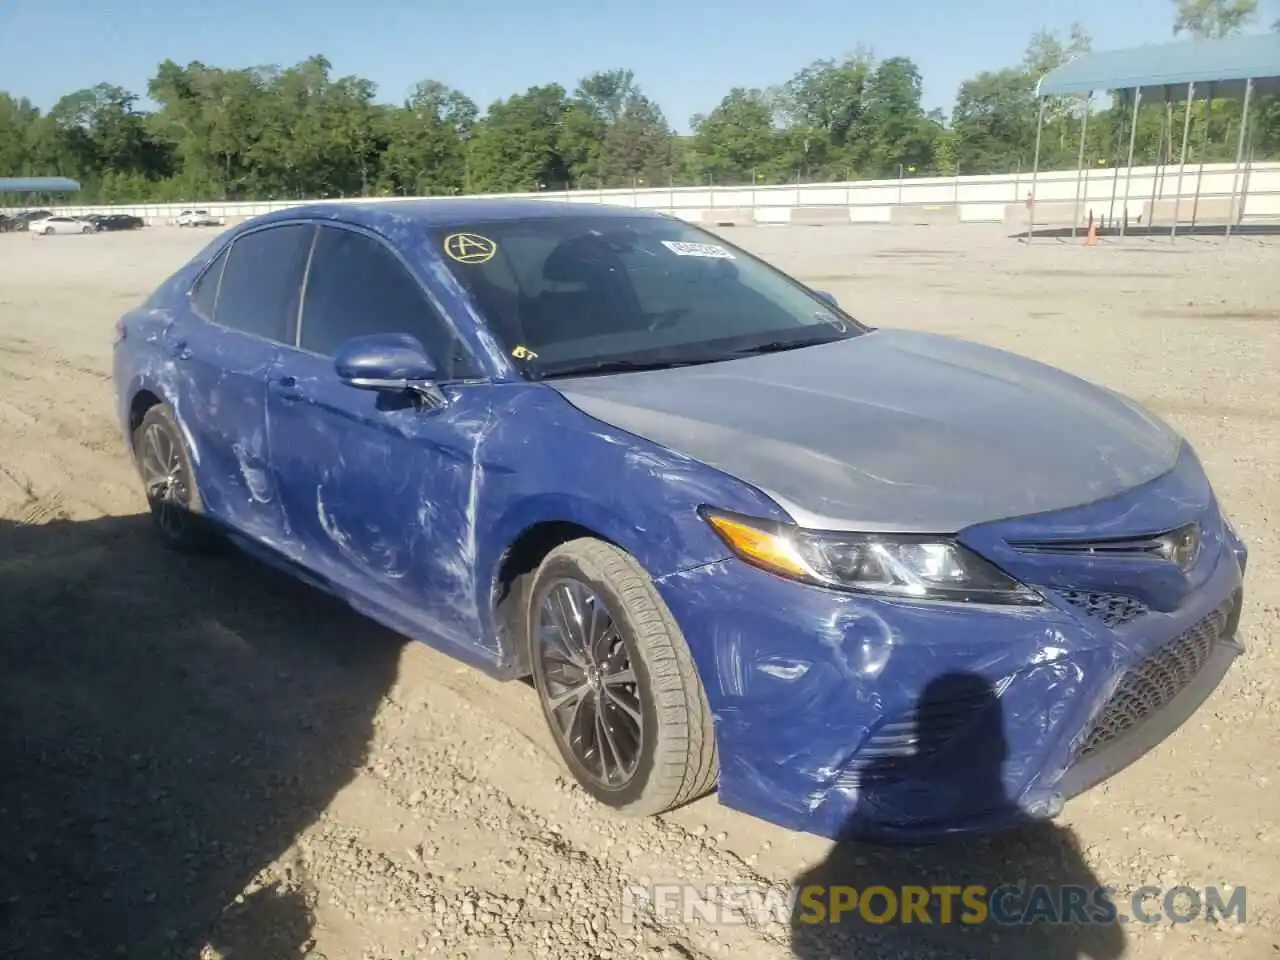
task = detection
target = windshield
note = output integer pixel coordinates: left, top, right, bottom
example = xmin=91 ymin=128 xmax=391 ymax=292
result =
xmin=430 ymin=215 xmax=864 ymax=378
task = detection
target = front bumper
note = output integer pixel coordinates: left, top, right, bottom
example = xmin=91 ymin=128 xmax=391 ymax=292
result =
xmin=656 ymin=450 xmax=1248 ymax=842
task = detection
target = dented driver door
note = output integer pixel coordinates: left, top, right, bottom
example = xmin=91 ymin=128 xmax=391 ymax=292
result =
xmin=265 ymin=223 xmax=497 ymax=659
xmin=265 ymin=347 xmax=496 ymax=658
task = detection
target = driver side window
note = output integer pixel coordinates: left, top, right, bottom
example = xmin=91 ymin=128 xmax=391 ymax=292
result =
xmin=298 ymin=226 xmax=475 ymax=378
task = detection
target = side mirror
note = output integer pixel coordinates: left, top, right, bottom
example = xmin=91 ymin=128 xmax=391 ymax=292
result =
xmin=812 ymin=289 xmax=839 ymax=307
xmin=334 ymin=333 xmax=446 ymax=406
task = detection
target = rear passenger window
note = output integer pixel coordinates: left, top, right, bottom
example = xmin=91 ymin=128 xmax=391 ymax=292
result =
xmin=299 ymin=226 xmax=474 ymax=378
xmin=214 ymin=224 xmax=314 ymax=343
xmin=190 ymin=247 xmax=227 ymax=320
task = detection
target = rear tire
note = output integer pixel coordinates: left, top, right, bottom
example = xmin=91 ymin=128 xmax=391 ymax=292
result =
xmin=527 ymin=538 xmax=718 ymax=816
xmin=132 ymin=403 xmax=218 ymax=552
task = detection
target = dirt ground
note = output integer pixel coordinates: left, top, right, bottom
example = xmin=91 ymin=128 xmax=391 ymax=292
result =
xmin=1 ymin=222 xmax=1277 ymax=960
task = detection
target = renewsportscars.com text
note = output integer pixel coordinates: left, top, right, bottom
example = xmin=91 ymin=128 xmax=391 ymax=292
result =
xmin=620 ymin=882 xmax=1247 ymax=927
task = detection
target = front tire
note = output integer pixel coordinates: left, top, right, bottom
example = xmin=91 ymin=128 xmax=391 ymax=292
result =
xmin=132 ymin=403 xmax=217 ymax=552
xmin=527 ymin=538 xmax=718 ymax=815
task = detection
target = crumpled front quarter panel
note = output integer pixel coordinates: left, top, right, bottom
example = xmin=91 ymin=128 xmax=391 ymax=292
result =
xmin=466 ymin=385 xmax=794 ymax=633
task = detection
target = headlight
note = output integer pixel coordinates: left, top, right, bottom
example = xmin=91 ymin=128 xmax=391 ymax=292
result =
xmin=700 ymin=508 xmax=1043 ymax=605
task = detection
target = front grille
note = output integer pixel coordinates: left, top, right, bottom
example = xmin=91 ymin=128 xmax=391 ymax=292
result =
xmin=1060 ymin=589 xmax=1149 ymax=627
xmin=1077 ymin=596 xmax=1237 ymax=758
xmin=1009 ymin=524 xmax=1196 ymax=559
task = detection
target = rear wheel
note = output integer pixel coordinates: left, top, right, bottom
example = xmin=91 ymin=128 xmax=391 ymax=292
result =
xmin=527 ymin=538 xmax=718 ymax=815
xmin=132 ymin=403 xmax=217 ymax=552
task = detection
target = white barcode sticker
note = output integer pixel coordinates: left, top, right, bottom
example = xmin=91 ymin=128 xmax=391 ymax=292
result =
xmin=660 ymin=240 xmax=736 ymax=259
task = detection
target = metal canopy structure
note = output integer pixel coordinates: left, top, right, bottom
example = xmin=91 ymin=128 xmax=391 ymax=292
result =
xmin=0 ymin=177 xmax=81 ymax=195
xmin=1037 ymin=34 xmax=1280 ymax=101
xmin=1027 ymin=34 xmax=1280 ymax=242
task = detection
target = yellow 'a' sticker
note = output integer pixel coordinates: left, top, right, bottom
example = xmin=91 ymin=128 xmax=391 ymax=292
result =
xmin=512 ymin=345 xmax=538 ymax=361
xmin=443 ymin=232 xmax=497 ymax=264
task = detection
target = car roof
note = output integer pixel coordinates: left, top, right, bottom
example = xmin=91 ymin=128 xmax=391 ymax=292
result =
xmin=247 ymin=197 xmax=664 ymax=232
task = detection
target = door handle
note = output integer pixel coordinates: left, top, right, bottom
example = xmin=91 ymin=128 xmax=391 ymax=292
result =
xmin=168 ymin=339 xmax=191 ymax=360
xmin=268 ymin=375 xmax=304 ymax=402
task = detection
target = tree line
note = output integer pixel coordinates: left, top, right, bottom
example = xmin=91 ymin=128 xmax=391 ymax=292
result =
xmin=1 ymin=0 xmax=1278 ymax=204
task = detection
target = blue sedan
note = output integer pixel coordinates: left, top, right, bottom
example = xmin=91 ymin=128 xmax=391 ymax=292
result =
xmin=112 ymin=199 xmax=1248 ymax=841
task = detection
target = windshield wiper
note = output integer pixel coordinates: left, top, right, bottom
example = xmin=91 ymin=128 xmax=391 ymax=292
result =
xmin=540 ymin=357 xmax=718 ymax=379
xmin=722 ymin=336 xmax=841 ymax=358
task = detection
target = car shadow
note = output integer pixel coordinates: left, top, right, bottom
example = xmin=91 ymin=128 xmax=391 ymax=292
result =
xmin=789 ymin=672 xmax=1127 ymax=960
xmin=0 ymin=511 xmax=404 ymax=958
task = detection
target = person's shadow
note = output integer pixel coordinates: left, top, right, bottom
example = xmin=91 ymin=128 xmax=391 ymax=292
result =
xmin=0 ymin=512 xmax=403 ymax=958
xmin=790 ymin=671 xmax=1127 ymax=960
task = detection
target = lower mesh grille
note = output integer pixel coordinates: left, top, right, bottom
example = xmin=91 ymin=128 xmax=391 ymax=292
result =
xmin=842 ymin=687 xmax=994 ymax=785
xmin=1078 ymin=594 xmax=1238 ymax=758
xmin=1060 ymin=589 xmax=1149 ymax=626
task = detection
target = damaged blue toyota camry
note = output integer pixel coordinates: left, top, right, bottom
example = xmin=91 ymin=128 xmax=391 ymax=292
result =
xmin=112 ymin=199 xmax=1249 ymax=842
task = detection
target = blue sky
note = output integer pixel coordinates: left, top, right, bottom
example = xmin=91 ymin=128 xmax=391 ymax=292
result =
xmin=0 ymin=0 xmax=1213 ymax=131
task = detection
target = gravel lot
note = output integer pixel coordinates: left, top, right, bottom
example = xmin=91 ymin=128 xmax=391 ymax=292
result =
xmin=1 ymin=222 xmax=1277 ymax=960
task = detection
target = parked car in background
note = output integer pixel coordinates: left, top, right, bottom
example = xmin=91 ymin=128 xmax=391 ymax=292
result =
xmin=87 ymin=213 xmax=145 ymax=231
xmin=176 ymin=210 xmax=222 ymax=228
xmin=112 ymin=199 xmax=1249 ymax=842
xmin=28 ymin=215 xmax=97 ymax=236
xmin=0 ymin=210 xmax=54 ymax=232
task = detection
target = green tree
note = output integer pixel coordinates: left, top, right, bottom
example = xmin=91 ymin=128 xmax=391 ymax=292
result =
xmin=689 ymin=88 xmax=778 ymax=184
xmin=557 ymin=101 xmax=608 ymax=186
xmin=557 ymin=70 xmax=674 ymax=187
xmin=855 ymin=57 xmax=937 ymax=177
xmin=952 ymin=69 xmax=1041 ymax=173
xmin=600 ymin=93 xmax=674 ymax=186
xmin=575 ymin=69 xmax=636 ymax=125
xmin=377 ymin=81 xmax=476 ymax=196
xmin=1170 ymin=0 xmax=1258 ymax=37
xmin=467 ymin=84 xmax=571 ymax=192
xmin=772 ymin=53 xmax=873 ymax=179
xmin=779 ymin=53 xmax=873 ymax=150
xmin=0 ymin=94 xmax=39 ymax=180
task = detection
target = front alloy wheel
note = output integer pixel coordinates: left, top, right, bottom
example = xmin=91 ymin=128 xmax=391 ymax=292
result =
xmin=528 ymin=538 xmax=719 ymax=815
xmin=536 ymin=577 xmax=645 ymax=789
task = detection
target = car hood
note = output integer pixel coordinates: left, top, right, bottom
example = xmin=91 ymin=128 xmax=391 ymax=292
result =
xmin=551 ymin=329 xmax=1183 ymax=532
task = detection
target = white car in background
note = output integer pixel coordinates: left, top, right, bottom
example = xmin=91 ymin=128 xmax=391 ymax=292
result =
xmin=28 ymin=215 xmax=97 ymax=236
xmin=176 ymin=210 xmax=222 ymax=228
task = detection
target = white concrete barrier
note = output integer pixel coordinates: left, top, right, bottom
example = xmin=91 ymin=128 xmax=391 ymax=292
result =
xmin=890 ymin=203 xmax=962 ymax=226
xmin=791 ymin=206 xmax=854 ymax=226
xmin=699 ymin=208 xmax=756 ymax=227
xmin=1144 ymin=196 xmax=1243 ymax=225
xmin=18 ymin=162 xmax=1280 ymax=229
xmin=1003 ymin=202 xmax=1090 ymax=228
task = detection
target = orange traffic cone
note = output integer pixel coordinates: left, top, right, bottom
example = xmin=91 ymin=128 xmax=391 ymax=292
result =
xmin=1084 ymin=213 xmax=1098 ymax=246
